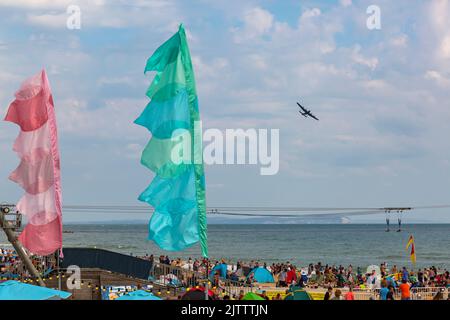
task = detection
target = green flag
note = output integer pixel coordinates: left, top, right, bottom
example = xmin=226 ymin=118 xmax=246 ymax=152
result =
xmin=134 ymin=24 xmax=208 ymax=257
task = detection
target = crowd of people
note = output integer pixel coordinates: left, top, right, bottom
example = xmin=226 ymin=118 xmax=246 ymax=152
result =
xmin=1 ymin=247 xmax=56 ymax=279
xmin=3 ymin=248 xmax=450 ymax=300
xmin=0 ymin=248 xmax=21 ymax=277
xmin=271 ymin=262 xmax=450 ymax=289
xmin=149 ymin=255 xmax=449 ymax=295
xmin=209 ymin=259 xmax=450 ymax=290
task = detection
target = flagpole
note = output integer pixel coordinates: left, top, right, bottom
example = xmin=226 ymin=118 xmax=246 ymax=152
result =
xmin=205 ymin=258 xmax=209 ymax=301
xmin=57 ymin=249 xmax=61 ymax=291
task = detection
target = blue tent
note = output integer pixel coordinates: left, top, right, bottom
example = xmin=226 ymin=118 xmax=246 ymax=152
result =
xmin=247 ymin=267 xmax=274 ymax=283
xmin=115 ymin=290 xmax=162 ymax=300
xmin=209 ymin=263 xmax=227 ymax=279
xmin=0 ymin=280 xmax=71 ymax=300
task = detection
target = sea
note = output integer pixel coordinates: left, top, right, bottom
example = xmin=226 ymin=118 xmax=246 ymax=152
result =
xmin=1 ymin=224 xmax=449 ymax=269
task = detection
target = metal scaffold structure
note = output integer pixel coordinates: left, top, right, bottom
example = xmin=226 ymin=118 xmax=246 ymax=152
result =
xmin=0 ymin=204 xmax=45 ymax=286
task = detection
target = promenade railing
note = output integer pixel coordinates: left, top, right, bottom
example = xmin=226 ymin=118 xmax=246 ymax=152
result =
xmin=352 ymin=287 xmax=448 ymax=300
xmin=149 ymin=262 xmax=205 ymax=289
xmin=219 ymin=278 xmax=254 ymax=297
xmin=411 ymin=287 xmax=448 ymax=300
xmin=148 ymin=262 xmax=257 ymax=298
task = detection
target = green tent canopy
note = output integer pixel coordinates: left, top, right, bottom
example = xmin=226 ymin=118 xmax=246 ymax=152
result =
xmin=284 ymin=289 xmax=313 ymax=301
xmin=242 ymin=292 xmax=265 ymax=300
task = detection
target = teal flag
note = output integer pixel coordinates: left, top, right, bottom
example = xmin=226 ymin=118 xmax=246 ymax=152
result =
xmin=135 ymin=24 xmax=208 ymax=257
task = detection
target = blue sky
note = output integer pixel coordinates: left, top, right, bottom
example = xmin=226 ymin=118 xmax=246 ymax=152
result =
xmin=0 ymin=0 xmax=450 ymax=223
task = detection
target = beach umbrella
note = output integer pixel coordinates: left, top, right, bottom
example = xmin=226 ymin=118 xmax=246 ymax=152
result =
xmin=115 ymin=290 xmax=161 ymax=300
xmin=241 ymin=292 xmax=265 ymax=301
xmin=0 ymin=280 xmax=71 ymax=300
xmin=246 ymin=267 xmax=275 ymax=283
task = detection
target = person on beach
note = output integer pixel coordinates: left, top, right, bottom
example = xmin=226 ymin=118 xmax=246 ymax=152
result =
xmin=392 ymin=265 xmax=398 ymax=274
xmin=278 ymin=268 xmax=287 ymax=287
xmin=213 ymin=270 xmax=220 ymax=287
xmin=386 ymin=285 xmax=395 ymax=300
xmin=246 ymin=272 xmax=255 ymax=285
xmin=286 ymin=267 xmax=297 ymax=286
xmin=324 ymin=286 xmax=333 ymax=300
xmin=331 ymin=289 xmax=342 ymax=300
xmin=367 ymin=270 xmax=377 ymax=289
xmin=344 ymin=287 xmax=355 ymax=300
xmin=273 ymin=293 xmax=282 ymax=300
xmin=379 ymin=280 xmax=389 ymax=300
xmin=399 ymin=279 xmax=411 ymax=300
xmin=401 ymin=267 xmax=409 ymax=282
xmin=298 ymin=270 xmax=308 ymax=287
xmin=336 ymin=270 xmax=346 ymax=288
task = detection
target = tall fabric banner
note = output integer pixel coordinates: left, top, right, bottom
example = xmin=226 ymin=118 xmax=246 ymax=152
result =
xmin=135 ymin=25 xmax=208 ymax=257
xmin=406 ymin=235 xmax=416 ymax=265
xmin=4 ymin=69 xmax=63 ymax=256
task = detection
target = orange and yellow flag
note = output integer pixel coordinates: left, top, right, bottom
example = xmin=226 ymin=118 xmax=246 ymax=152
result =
xmin=406 ymin=235 xmax=416 ymax=265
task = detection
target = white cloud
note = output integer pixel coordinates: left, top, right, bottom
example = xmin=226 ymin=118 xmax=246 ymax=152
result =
xmin=0 ymin=0 xmax=72 ymax=9
xmin=440 ymin=36 xmax=450 ymax=58
xmin=300 ymin=8 xmax=321 ymax=20
xmin=428 ymin=0 xmax=450 ymax=60
xmin=26 ymin=13 xmax=67 ymax=28
xmin=55 ymin=97 xmax=146 ymax=140
xmin=232 ymin=7 xmax=274 ymax=43
xmin=351 ymin=45 xmax=378 ymax=70
xmin=97 ymin=76 xmax=134 ymax=86
xmin=390 ymin=34 xmax=408 ymax=48
xmin=362 ymin=79 xmax=388 ymax=90
xmin=340 ymin=0 xmax=352 ymax=7
xmin=319 ymin=42 xmax=336 ymax=54
xmin=425 ymin=70 xmax=450 ymax=87
xmin=246 ymin=54 xmax=267 ymax=70
xmin=8 ymin=0 xmax=179 ymax=29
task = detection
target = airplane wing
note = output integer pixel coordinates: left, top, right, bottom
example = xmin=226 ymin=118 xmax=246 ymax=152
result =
xmin=296 ymin=102 xmax=307 ymax=113
xmin=309 ymin=113 xmax=319 ymax=121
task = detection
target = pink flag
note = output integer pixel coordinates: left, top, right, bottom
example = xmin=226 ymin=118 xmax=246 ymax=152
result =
xmin=4 ymin=69 xmax=63 ymax=256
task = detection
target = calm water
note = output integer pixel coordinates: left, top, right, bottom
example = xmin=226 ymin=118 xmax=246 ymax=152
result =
xmin=1 ymin=224 xmax=449 ymax=269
